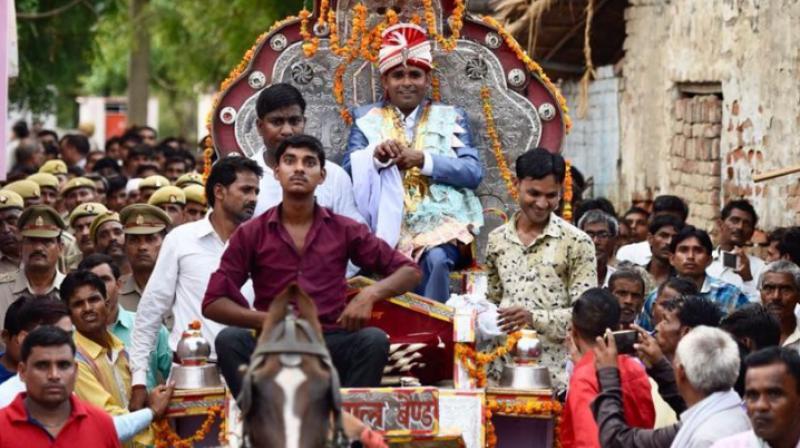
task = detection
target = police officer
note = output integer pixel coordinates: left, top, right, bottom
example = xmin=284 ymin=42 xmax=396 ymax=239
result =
xmin=0 ymin=190 xmax=24 ymax=274
xmin=148 ymin=185 xmax=185 ymax=228
xmin=0 ymin=205 xmax=66 ymax=331
xmin=117 ymin=204 xmax=171 ymax=312
xmin=182 ymin=184 xmax=207 ymax=223
xmin=66 ymin=202 xmax=108 ymax=271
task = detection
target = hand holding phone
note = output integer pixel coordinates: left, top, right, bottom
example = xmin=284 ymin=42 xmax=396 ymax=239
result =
xmin=722 ymin=251 xmax=737 ymax=269
xmin=610 ymin=330 xmax=639 ymax=355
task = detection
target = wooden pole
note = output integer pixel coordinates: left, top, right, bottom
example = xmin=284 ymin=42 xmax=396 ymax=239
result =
xmin=752 ymin=164 xmax=800 ymax=183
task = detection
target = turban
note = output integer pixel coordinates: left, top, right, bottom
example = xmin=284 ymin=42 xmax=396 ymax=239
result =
xmin=378 ymin=23 xmax=433 ymax=74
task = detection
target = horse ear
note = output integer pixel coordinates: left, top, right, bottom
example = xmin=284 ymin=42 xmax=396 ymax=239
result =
xmin=293 ymin=285 xmax=324 ymax=339
xmin=258 ymin=283 xmax=294 ymax=343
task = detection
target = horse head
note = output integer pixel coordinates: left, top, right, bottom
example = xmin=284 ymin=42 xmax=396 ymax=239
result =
xmin=239 ymin=283 xmax=347 ymax=448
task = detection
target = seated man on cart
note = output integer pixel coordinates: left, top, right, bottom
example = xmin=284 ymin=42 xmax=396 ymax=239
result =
xmin=343 ymin=22 xmax=484 ymax=303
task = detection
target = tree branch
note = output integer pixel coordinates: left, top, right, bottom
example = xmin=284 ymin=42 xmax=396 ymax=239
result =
xmin=16 ymin=0 xmax=90 ymax=20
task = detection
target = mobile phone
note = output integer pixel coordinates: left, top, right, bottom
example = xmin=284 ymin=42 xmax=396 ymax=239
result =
xmin=610 ymin=330 xmax=638 ymax=355
xmin=722 ymin=251 xmax=737 ymax=269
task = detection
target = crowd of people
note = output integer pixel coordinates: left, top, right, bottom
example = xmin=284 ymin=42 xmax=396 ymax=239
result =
xmin=0 ymin=21 xmax=796 ymax=448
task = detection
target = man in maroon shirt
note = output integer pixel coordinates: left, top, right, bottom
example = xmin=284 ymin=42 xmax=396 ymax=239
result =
xmin=203 ymin=134 xmax=421 ymax=395
xmin=0 ymin=325 xmax=121 ymax=447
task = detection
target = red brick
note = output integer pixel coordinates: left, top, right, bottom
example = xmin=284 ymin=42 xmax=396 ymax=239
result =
xmin=711 ymin=139 xmax=721 ymax=160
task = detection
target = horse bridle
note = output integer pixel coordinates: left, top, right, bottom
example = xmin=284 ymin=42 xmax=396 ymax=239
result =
xmin=238 ymin=313 xmax=349 ymax=448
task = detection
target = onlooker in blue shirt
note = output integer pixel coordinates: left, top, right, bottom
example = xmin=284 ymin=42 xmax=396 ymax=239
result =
xmin=640 ymin=226 xmax=749 ymax=331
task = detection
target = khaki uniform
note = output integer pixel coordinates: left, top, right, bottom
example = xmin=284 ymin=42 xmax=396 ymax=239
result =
xmin=118 ymin=274 xmax=143 ymax=312
xmin=60 ymin=231 xmax=82 ymax=273
xmin=118 ymin=204 xmax=174 ymax=330
xmin=0 ymin=269 xmax=66 ymax=333
xmin=0 ymin=255 xmax=19 ymax=274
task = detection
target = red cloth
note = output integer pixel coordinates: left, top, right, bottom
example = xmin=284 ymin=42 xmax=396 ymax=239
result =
xmin=0 ymin=393 xmax=121 ymax=447
xmin=560 ymin=351 xmax=655 ymax=448
xmin=203 ymin=205 xmax=419 ymax=330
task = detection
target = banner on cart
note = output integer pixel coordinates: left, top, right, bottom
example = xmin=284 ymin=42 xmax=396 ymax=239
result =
xmin=342 ymin=387 xmax=439 ymax=436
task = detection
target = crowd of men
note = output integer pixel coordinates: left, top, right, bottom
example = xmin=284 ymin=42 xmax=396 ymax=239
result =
xmin=0 ymin=21 xmax=797 ymax=448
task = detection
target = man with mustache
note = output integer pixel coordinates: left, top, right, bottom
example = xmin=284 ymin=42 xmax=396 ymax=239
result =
xmin=116 ymin=204 xmax=171 ymax=312
xmin=89 ymin=210 xmax=130 ymax=277
xmin=759 ymin=260 xmax=800 ymax=352
xmin=343 ymin=23 xmax=484 ymax=302
xmin=128 ymin=155 xmax=260 ymax=411
xmin=66 ymin=202 xmax=108 ymax=271
xmin=79 ymin=254 xmax=172 ymax=391
xmin=607 ymin=268 xmax=646 ymax=329
xmin=0 ymin=326 xmax=122 ymax=447
xmin=62 ymin=270 xmax=174 ymax=446
xmin=0 ymin=205 xmax=66 ymax=333
xmin=708 ymin=200 xmax=765 ymax=302
xmin=711 ymin=347 xmax=800 ymax=448
xmin=0 ymin=190 xmax=24 ymax=274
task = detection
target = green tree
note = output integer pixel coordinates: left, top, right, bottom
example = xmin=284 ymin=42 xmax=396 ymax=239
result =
xmin=11 ymin=0 xmax=119 ymax=122
xmin=13 ymin=0 xmax=303 ymax=131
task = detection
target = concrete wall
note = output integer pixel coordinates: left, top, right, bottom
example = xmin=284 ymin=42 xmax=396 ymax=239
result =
xmin=617 ymin=0 xmax=800 ymax=229
xmin=562 ymin=66 xmax=623 ymax=201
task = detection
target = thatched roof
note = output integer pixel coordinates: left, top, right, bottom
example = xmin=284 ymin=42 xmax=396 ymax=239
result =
xmin=477 ymin=0 xmax=628 ymax=79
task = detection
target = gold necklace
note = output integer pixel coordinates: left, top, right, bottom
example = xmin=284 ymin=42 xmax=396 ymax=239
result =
xmin=386 ymin=104 xmax=431 ymax=213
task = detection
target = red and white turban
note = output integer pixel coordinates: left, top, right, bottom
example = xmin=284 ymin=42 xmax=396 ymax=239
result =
xmin=378 ymin=23 xmax=433 ymax=74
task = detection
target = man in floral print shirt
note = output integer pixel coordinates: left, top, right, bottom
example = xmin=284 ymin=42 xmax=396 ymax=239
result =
xmin=485 ymin=148 xmax=597 ymax=388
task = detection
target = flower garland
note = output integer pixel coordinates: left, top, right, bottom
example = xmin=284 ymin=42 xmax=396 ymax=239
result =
xmin=206 ymin=15 xmax=299 ymax=132
xmin=202 ymin=143 xmax=214 ymax=184
xmin=480 ymin=86 xmax=518 ymax=201
xmin=480 ymin=15 xmax=572 ymax=133
xmin=431 ymin=74 xmax=442 ymax=102
xmin=562 ymin=159 xmax=573 ymax=221
xmin=154 ymin=404 xmax=225 ymax=448
xmin=422 ymin=0 xmax=465 ymax=52
xmin=485 ymin=398 xmax=562 ymax=448
xmin=454 ymin=331 xmax=522 ymax=388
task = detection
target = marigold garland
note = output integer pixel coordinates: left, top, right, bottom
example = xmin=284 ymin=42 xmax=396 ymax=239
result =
xmin=202 ymin=144 xmax=214 ymax=184
xmin=485 ymin=398 xmax=562 ymax=448
xmin=431 ymin=74 xmax=442 ymax=102
xmin=422 ymin=0 xmax=465 ymax=52
xmin=154 ymin=404 xmax=225 ymax=448
xmin=454 ymin=331 xmax=521 ymax=388
xmin=563 ymin=159 xmax=573 ymax=221
xmin=480 ymin=86 xmax=518 ymax=201
xmin=480 ymin=15 xmax=573 ymax=133
xmin=206 ymin=15 xmax=299 ymax=132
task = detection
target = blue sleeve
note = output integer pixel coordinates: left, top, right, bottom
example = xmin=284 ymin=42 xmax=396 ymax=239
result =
xmin=113 ymin=408 xmax=153 ymax=442
xmin=343 ymin=110 xmax=369 ymax=175
xmin=429 ymin=107 xmax=484 ymax=190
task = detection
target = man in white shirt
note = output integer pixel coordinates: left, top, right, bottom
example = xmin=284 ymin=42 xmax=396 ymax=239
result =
xmin=128 ymin=156 xmax=260 ymax=410
xmin=707 ymin=200 xmax=765 ymax=302
xmin=616 ymin=194 xmax=689 ymax=266
xmin=251 ymin=83 xmax=364 ymax=222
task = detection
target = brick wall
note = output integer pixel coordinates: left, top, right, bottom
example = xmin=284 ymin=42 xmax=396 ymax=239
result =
xmin=669 ymin=95 xmax=722 ymax=226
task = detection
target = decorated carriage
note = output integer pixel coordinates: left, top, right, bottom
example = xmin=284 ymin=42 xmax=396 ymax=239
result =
xmin=159 ymin=0 xmax=571 ymax=446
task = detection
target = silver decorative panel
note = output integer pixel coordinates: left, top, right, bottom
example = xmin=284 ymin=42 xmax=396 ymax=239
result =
xmin=233 ymin=39 xmax=544 ymax=256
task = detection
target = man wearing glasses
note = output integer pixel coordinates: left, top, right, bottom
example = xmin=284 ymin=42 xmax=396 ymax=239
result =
xmin=578 ymin=209 xmax=619 ymax=287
